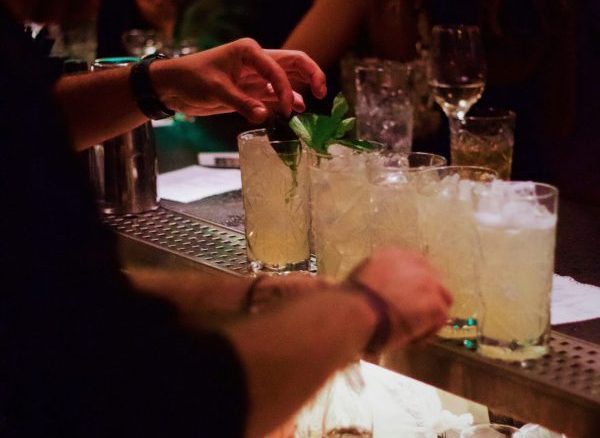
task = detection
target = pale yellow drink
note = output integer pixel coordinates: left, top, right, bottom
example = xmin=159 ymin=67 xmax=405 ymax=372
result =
xmin=309 ymin=145 xmax=373 ymax=280
xmin=449 ymin=109 xmax=516 ymax=180
xmin=370 ymin=177 xmax=420 ymax=251
xmin=416 ymin=167 xmax=497 ymax=339
xmin=475 ymin=181 xmax=558 ymax=361
xmin=238 ymin=129 xmax=310 ymax=271
xmin=368 ymin=153 xmax=446 ymax=252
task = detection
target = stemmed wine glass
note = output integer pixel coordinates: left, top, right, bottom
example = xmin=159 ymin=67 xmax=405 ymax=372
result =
xmin=428 ymin=25 xmax=486 ymax=121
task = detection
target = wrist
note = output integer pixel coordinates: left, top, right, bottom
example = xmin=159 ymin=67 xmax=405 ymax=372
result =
xmin=242 ymin=275 xmax=282 ymax=315
xmin=148 ymin=57 xmax=177 ymax=110
xmin=344 ymin=276 xmax=393 ymax=355
xmin=130 ymin=53 xmax=175 ymax=120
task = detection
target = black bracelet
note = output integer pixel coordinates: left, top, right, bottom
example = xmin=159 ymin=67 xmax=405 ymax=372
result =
xmin=347 ymin=277 xmax=393 ymax=355
xmin=130 ymin=53 xmax=175 ymax=120
xmin=242 ymin=275 xmax=280 ymax=315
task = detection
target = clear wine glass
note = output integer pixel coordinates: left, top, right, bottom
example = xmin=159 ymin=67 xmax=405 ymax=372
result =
xmin=428 ymin=25 xmax=486 ymax=121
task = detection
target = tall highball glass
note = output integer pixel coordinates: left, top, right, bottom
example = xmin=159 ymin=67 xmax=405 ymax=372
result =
xmin=416 ymin=166 xmax=498 ymax=340
xmin=474 ymin=181 xmax=558 ymax=361
xmin=309 ymin=143 xmax=382 ymax=280
xmin=368 ymin=152 xmax=447 ymax=252
xmin=238 ymin=129 xmax=310 ymax=272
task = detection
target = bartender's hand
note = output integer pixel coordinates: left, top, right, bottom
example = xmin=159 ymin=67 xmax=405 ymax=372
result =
xmin=152 ymin=38 xmax=327 ymax=122
xmin=348 ymin=248 xmax=452 ymax=348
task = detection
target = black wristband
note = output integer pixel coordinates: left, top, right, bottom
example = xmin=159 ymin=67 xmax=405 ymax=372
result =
xmin=242 ymin=275 xmax=281 ymax=315
xmin=347 ymin=277 xmax=393 ymax=355
xmin=130 ymin=53 xmax=175 ymax=120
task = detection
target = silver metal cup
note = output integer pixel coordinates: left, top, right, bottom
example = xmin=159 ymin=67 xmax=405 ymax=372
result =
xmin=85 ymin=57 xmax=159 ymax=215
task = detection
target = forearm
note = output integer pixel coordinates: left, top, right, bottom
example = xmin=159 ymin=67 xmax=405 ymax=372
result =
xmin=125 ymin=268 xmax=253 ymax=323
xmin=227 ymin=288 xmax=377 ymax=438
xmin=53 ymin=69 xmax=148 ymax=150
xmin=283 ymin=0 xmax=369 ymax=69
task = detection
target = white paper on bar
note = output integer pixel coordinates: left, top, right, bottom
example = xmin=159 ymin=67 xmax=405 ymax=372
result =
xmin=362 ymin=361 xmax=474 ymax=437
xmin=151 ymin=118 xmax=174 ymax=128
xmin=296 ymin=361 xmax=475 ymax=438
xmin=157 ymin=165 xmax=241 ymax=203
xmin=551 ymin=274 xmax=600 ymax=325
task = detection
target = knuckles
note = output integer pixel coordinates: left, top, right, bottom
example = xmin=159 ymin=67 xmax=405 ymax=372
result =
xmin=234 ymin=38 xmax=262 ymax=53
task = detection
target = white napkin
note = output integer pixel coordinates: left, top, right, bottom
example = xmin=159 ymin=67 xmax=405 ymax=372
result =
xmin=362 ymin=361 xmax=473 ymax=437
xmin=157 ymin=165 xmax=241 ymax=203
xmin=551 ymin=274 xmax=600 ymax=325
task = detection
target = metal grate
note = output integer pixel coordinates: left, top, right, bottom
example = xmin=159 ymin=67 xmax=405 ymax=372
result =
xmin=103 ymin=207 xmax=250 ymax=275
xmin=517 ymin=333 xmax=600 ymax=401
xmin=434 ymin=332 xmax=600 ymax=405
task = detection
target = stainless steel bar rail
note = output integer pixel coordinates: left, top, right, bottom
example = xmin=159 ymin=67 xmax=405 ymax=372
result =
xmin=104 ymin=206 xmax=600 ymax=438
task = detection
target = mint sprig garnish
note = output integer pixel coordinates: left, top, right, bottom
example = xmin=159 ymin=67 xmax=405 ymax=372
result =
xmin=289 ymin=93 xmax=376 ymax=155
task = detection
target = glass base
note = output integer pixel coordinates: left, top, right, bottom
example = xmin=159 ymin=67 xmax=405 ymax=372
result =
xmin=249 ymin=259 xmax=309 ymax=273
xmin=477 ymin=335 xmax=549 ymax=362
xmin=437 ymin=317 xmax=478 ymax=340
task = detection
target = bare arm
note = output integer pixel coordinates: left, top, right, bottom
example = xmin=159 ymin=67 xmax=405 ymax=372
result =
xmin=228 ymin=287 xmax=376 ymax=438
xmin=128 ymin=248 xmax=450 ymax=438
xmin=53 ymin=67 xmax=148 ymax=150
xmin=52 ymin=38 xmax=326 ymax=150
xmin=283 ymin=0 xmax=370 ymax=69
xmin=125 ymin=268 xmax=328 ymax=325
xmin=227 ymin=248 xmax=451 ymax=438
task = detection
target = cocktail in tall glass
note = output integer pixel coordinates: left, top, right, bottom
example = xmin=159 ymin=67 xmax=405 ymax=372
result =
xmin=474 ymin=181 xmax=558 ymax=361
xmin=416 ymin=166 xmax=497 ymax=339
xmin=309 ymin=145 xmax=379 ymax=280
xmin=238 ymin=129 xmax=310 ymax=272
xmin=368 ymin=152 xmax=446 ymax=252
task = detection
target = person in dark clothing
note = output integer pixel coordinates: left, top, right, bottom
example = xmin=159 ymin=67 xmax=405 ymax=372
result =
xmin=0 ymin=1 xmax=452 ymax=436
xmin=96 ymin=0 xmax=158 ymax=57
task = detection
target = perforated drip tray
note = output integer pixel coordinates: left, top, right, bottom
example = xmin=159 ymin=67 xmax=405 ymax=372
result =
xmin=104 ymin=206 xmax=600 ymax=437
xmin=436 ymin=332 xmax=600 ymax=404
xmin=103 ymin=206 xmax=250 ymax=275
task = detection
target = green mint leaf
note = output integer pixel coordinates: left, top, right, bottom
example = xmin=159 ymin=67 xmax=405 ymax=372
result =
xmin=289 ymin=114 xmax=316 ymax=147
xmin=333 ymin=138 xmax=377 ymax=152
xmin=331 ymin=92 xmax=349 ymax=122
xmin=289 ymin=113 xmax=338 ymax=154
xmin=334 ymin=117 xmax=355 ymax=139
xmin=311 ymin=116 xmax=341 ymax=153
xmin=289 ymin=93 xmax=367 ymax=155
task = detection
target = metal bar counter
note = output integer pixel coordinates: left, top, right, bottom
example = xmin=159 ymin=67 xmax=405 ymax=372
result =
xmin=104 ymin=201 xmax=600 ymax=438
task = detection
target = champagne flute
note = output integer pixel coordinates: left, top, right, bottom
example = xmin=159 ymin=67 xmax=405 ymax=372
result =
xmin=428 ymin=25 xmax=486 ymax=121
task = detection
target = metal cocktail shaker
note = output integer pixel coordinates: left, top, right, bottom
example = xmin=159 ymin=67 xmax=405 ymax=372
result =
xmin=86 ymin=57 xmax=159 ymax=215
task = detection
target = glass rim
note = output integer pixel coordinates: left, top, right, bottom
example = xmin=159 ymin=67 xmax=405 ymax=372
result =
xmin=480 ymin=180 xmax=559 ymax=201
xmin=237 ymin=128 xmax=268 ymax=142
xmin=370 ymin=151 xmax=447 ymax=171
xmin=463 ymin=107 xmax=516 ymax=122
xmin=305 ymin=140 xmax=386 ymax=158
xmin=418 ymin=165 xmax=499 ymax=178
xmin=238 ymin=128 xmax=301 ymax=156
